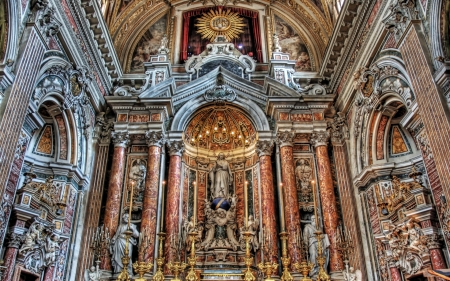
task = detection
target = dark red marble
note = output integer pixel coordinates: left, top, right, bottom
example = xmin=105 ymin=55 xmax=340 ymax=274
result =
xmin=3 ymin=247 xmax=17 ymax=281
xmin=259 ymin=155 xmax=278 ymax=262
xmin=140 ymin=146 xmax=161 ymax=262
xmin=389 ymin=266 xmax=402 ymax=281
xmin=315 ymin=145 xmax=343 ymax=272
xmin=164 ymin=154 xmax=182 ymax=270
xmin=280 ymin=146 xmax=302 ymax=266
xmin=430 ymin=248 xmax=447 ymax=269
xmin=102 ymin=145 xmax=127 ymax=269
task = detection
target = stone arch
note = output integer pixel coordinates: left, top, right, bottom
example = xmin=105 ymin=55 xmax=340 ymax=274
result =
xmin=171 ymin=95 xmax=270 ymax=133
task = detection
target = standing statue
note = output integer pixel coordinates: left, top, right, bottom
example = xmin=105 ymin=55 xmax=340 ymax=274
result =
xmin=303 ymin=215 xmax=330 ymax=276
xmin=239 ymin=215 xmax=259 ymax=251
xmin=158 ymin=34 xmax=170 ymax=54
xmin=273 ymin=33 xmax=282 ymax=52
xmin=208 ymin=153 xmax=232 ymax=199
xmin=44 ymin=234 xmax=60 ymax=266
xmin=110 ymin=213 xmax=140 ymax=274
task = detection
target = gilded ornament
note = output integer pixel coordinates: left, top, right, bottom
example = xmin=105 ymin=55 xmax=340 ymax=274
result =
xmin=195 ymin=9 xmax=245 ymax=42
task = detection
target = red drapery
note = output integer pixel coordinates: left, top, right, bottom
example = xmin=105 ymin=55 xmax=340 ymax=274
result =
xmin=180 ymin=7 xmax=262 ymax=62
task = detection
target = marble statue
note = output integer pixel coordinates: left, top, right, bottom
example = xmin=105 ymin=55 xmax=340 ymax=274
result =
xmin=128 ymin=159 xmax=146 ymax=194
xmin=273 ymin=33 xmax=282 ymax=52
xmin=239 ymin=215 xmax=259 ymax=251
xmin=208 ymin=153 xmax=232 ymax=199
xmin=295 ymin=159 xmax=312 ymax=190
xmin=19 ymin=222 xmax=44 ymax=254
xmin=44 ymin=234 xmax=60 ymax=266
xmin=158 ymin=34 xmax=169 ymax=54
xmin=110 ymin=213 xmax=140 ymax=274
xmin=87 ymin=265 xmax=100 ymax=281
xmin=343 ymin=267 xmax=362 ymax=281
xmin=303 ymin=215 xmax=330 ymax=276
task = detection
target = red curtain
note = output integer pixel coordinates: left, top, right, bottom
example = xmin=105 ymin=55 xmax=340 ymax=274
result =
xmin=180 ymin=7 xmax=262 ymax=62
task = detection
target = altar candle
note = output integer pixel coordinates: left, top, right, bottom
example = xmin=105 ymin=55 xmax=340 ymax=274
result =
xmin=193 ymin=181 xmax=198 ymax=226
xmin=128 ymin=181 xmax=135 ymax=229
xmin=160 ymin=180 xmax=166 ymax=232
xmin=244 ymin=180 xmax=248 ymax=228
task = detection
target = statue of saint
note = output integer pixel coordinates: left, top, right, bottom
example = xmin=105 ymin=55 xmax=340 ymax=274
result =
xmin=208 ymin=153 xmax=232 ymax=199
xmin=303 ymin=215 xmax=330 ymax=276
xmin=343 ymin=267 xmax=362 ymax=281
xmin=128 ymin=159 xmax=146 ymax=194
xmin=110 ymin=213 xmax=140 ymax=274
xmin=295 ymin=159 xmax=312 ymax=190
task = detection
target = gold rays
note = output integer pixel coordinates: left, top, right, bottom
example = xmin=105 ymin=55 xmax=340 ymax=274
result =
xmin=195 ymin=8 xmax=245 ymax=42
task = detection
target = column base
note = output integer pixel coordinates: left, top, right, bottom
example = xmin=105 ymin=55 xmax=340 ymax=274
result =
xmin=330 ymin=271 xmax=345 ymax=280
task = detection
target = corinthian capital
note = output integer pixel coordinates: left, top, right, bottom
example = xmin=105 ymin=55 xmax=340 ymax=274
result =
xmin=310 ymin=131 xmax=329 ymax=148
xmin=276 ymin=130 xmax=295 ymax=147
xmin=145 ymin=131 xmax=166 ymax=147
xmin=256 ymin=140 xmax=274 ymax=157
xmin=167 ymin=140 xmax=184 ymax=156
xmin=111 ymin=131 xmax=130 ymax=147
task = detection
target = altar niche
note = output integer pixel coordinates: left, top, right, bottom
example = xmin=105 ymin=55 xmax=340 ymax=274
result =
xmin=180 ymin=152 xmax=261 ymax=266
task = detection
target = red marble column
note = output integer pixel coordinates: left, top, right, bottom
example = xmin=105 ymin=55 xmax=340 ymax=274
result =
xmin=140 ymin=131 xmax=164 ymax=262
xmin=276 ymin=131 xmax=301 ymax=266
xmin=256 ymin=140 xmax=278 ymax=263
xmin=310 ymin=131 xmax=343 ymax=272
xmin=164 ymin=141 xmax=184 ymax=268
xmin=2 ymin=247 xmax=17 ymax=281
xmin=101 ymin=132 xmax=129 ymax=269
xmin=389 ymin=266 xmax=402 ymax=281
xmin=430 ymin=248 xmax=447 ymax=269
xmin=43 ymin=266 xmax=55 ymax=281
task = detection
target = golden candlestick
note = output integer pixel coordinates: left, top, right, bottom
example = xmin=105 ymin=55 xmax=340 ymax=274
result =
xmin=133 ymin=261 xmax=153 ymax=281
xmin=242 ymin=231 xmax=256 ymax=281
xmin=152 ymin=233 xmax=166 ymax=281
xmin=116 ymin=230 xmax=133 ymax=281
xmin=185 ymin=231 xmax=199 ymax=281
xmin=314 ymin=231 xmax=330 ymax=281
xmin=279 ymin=232 xmax=293 ymax=281
xmin=167 ymin=261 xmax=187 ymax=281
xmin=293 ymin=261 xmax=313 ymax=281
xmin=258 ymin=262 xmax=278 ymax=281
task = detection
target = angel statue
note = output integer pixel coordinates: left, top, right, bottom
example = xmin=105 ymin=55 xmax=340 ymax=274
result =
xmin=85 ymin=264 xmax=100 ymax=281
xmin=343 ymin=267 xmax=362 ymax=281
xmin=239 ymin=215 xmax=259 ymax=251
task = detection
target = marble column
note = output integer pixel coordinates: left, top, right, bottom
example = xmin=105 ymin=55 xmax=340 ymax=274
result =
xmin=310 ymin=131 xmax=343 ymax=272
xmin=140 ymin=131 xmax=165 ymax=262
xmin=276 ymin=131 xmax=301 ymax=266
xmin=255 ymin=140 xmax=278 ymax=263
xmin=389 ymin=265 xmax=402 ymax=281
xmin=43 ymin=266 xmax=55 ymax=281
xmin=3 ymin=231 xmax=25 ymax=281
xmin=428 ymin=235 xmax=447 ymax=269
xmin=76 ymin=117 xmax=113 ymax=277
xmin=101 ymin=131 xmax=129 ymax=269
xmin=164 ymin=140 xmax=184 ymax=268
xmin=329 ymin=115 xmax=366 ymax=277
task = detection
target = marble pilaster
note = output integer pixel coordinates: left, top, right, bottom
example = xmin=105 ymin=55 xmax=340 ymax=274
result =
xmin=140 ymin=131 xmax=165 ymax=262
xmin=428 ymin=235 xmax=447 ymax=269
xmin=255 ymin=140 xmax=278 ymax=263
xmin=3 ymin=231 xmax=24 ymax=281
xmin=164 ymin=140 xmax=184 ymax=269
xmin=101 ymin=131 xmax=129 ymax=269
xmin=276 ymin=131 xmax=301 ymax=266
xmin=310 ymin=131 xmax=343 ymax=272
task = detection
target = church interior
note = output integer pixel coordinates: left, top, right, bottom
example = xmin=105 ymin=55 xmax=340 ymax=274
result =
xmin=1 ymin=0 xmax=450 ymax=281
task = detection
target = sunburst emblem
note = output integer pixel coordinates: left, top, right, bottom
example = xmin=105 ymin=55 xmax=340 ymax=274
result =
xmin=195 ymin=8 xmax=245 ymax=42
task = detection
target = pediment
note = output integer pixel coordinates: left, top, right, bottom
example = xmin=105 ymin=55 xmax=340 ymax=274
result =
xmin=138 ymin=77 xmax=177 ymax=99
xmin=172 ymin=66 xmax=267 ymax=111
